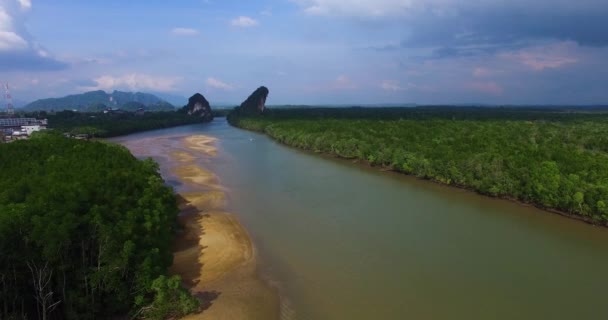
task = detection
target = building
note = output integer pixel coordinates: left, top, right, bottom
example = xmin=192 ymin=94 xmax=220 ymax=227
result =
xmin=22 ymin=125 xmax=42 ymax=135
xmin=0 ymin=118 xmax=47 ymax=137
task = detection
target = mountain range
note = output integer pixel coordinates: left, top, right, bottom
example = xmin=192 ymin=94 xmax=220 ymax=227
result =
xmin=22 ymin=90 xmax=175 ymax=112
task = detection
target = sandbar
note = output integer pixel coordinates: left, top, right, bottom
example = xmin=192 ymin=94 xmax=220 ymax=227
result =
xmin=167 ymin=135 xmax=279 ymax=320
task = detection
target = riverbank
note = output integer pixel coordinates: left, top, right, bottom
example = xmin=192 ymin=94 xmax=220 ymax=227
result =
xmin=117 ymin=133 xmax=279 ymax=320
xmin=46 ymin=111 xmax=206 ymax=138
xmin=229 ymin=117 xmax=608 ymax=227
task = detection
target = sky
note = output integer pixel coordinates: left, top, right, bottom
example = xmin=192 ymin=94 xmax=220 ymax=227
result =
xmin=1 ymin=0 xmax=608 ymax=105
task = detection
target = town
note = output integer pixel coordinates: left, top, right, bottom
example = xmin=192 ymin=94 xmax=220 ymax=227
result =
xmin=0 ymin=117 xmax=48 ymax=142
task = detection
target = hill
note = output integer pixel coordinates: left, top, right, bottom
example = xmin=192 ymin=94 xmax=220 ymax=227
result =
xmin=23 ymin=90 xmax=175 ymax=112
xmin=179 ymin=93 xmax=213 ymax=122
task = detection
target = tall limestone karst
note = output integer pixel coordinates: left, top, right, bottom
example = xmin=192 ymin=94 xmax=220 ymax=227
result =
xmin=181 ymin=93 xmax=213 ymax=122
xmin=240 ymin=86 xmax=269 ymax=114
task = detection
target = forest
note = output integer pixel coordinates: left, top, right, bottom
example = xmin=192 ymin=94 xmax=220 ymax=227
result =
xmin=228 ymin=107 xmax=608 ymax=223
xmin=0 ymin=132 xmax=198 ymax=319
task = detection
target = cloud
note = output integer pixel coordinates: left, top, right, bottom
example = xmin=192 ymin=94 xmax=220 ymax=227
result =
xmin=205 ymin=77 xmax=233 ymax=90
xmin=380 ymin=80 xmax=405 ymax=91
xmin=466 ymin=81 xmax=503 ymax=95
xmin=294 ymin=0 xmax=413 ymax=17
xmin=379 ymin=80 xmax=433 ymax=93
xmin=331 ymin=75 xmax=357 ymax=90
xmin=171 ymin=27 xmax=199 ymax=36
xmin=472 ymin=67 xmax=492 ymax=78
xmin=0 ymin=0 xmax=67 ymax=71
xmin=501 ymin=42 xmax=579 ymax=71
xmin=0 ymin=5 xmax=27 ymax=51
xmin=296 ymin=0 xmax=608 ymax=62
xmin=80 ymin=74 xmax=181 ymax=92
xmin=0 ymin=30 xmax=27 ymax=50
xmin=231 ymin=16 xmax=259 ymax=28
xmin=16 ymin=0 xmax=29 ymax=10
xmin=0 ymin=50 xmax=66 ymax=71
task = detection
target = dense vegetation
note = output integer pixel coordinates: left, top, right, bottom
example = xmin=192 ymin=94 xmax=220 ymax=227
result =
xmin=0 ymin=133 xmax=198 ymax=319
xmin=229 ymin=107 xmax=608 ymax=223
xmin=23 ymin=90 xmax=174 ymax=112
xmin=31 ymin=110 xmax=203 ymax=138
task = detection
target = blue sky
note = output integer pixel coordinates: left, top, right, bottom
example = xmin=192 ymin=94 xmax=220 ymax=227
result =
xmin=1 ymin=0 xmax=608 ymax=105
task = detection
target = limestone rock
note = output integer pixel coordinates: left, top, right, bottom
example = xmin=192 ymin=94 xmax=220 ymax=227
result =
xmin=240 ymin=86 xmax=269 ymax=114
xmin=182 ymin=93 xmax=213 ymax=122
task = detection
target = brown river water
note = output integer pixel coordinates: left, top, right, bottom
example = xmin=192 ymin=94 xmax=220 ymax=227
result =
xmin=114 ymin=119 xmax=608 ymax=320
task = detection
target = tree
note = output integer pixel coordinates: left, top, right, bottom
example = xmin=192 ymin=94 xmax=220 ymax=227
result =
xmin=0 ymin=135 xmax=198 ymax=319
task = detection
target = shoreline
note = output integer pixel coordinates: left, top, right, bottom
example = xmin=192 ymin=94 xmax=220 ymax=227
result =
xmin=117 ymin=133 xmax=280 ymax=320
xmin=232 ymin=122 xmax=608 ymax=229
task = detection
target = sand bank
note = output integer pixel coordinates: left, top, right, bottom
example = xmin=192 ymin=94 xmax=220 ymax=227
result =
xmin=167 ymin=135 xmax=279 ymax=320
xmin=172 ymin=165 xmax=222 ymax=190
xmin=171 ymin=208 xmax=278 ymax=320
xmin=172 ymin=151 xmax=196 ymax=163
xmin=184 ymin=135 xmax=218 ymax=157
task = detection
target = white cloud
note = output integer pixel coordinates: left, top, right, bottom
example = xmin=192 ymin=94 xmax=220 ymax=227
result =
xmin=0 ymin=30 xmax=27 ymax=50
xmin=0 ymin=7 xmax=27 ymax=51
xmin=466 ymin=81 xmax=503 ymax=95
xmin=80 ymin=74 xmax=181 ymax=92
xmin=332 ymin=75 xmax=357 ymax=89
xmin=0 ymin=1 xmax=66 ymax=70
xmin=171 ymin=27 xmax=199 ymax=36
xmin=293 ymin=0 xmax=415 ymax=17
xmin=380 ymin=80 xmax=434 ymax=93
xmin=16 ymin=0 xmax=31 ymax=10
xmin=380 ymin=80 xmax=405 ymax=91
xmin=501 ymin=42 xmax=579 ymax=71
xmin=0 ymin=7 xmax=12 ymax=29
xmin=293 ymin=0 xmax=606 ymax=19
xmin=206 ymin=77 xmax=233 ymax=90
xmin=260 ymin=9 xmax=272 ymax=16
xmin=231 ymin=16 xmax=259 ymax=27
xmin=472 ymin=67 xmax=491 ymax=78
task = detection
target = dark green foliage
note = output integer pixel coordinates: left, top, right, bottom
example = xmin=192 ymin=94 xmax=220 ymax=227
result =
xmin=0 ymin=133 xmax=198 ymax=319
xmin=229 ymin=107 xmax=608 ymax=223
xmin=38 ymin=110 xmax=203 ymax=138
xmin=23 ymin=90 xmax=175 ymax=112
xmin=137 ymin=275 xmax=200 ymax=320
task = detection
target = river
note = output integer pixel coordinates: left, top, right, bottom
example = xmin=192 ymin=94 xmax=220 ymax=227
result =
xmin=115 ymin=119 xmax=608 ymax=320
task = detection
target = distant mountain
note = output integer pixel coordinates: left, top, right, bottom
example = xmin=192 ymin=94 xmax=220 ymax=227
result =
xmin=22 ymin=90 xmax=175 ymax=112
xmin=12 ymin=99 xmax=30 ymax=109
xmin=152 ymin=93 xmax=188 ymax=107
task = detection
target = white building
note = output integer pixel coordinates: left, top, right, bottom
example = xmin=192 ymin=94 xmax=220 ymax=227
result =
xmin=22 ymin=125 xmax=44 ymax=136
